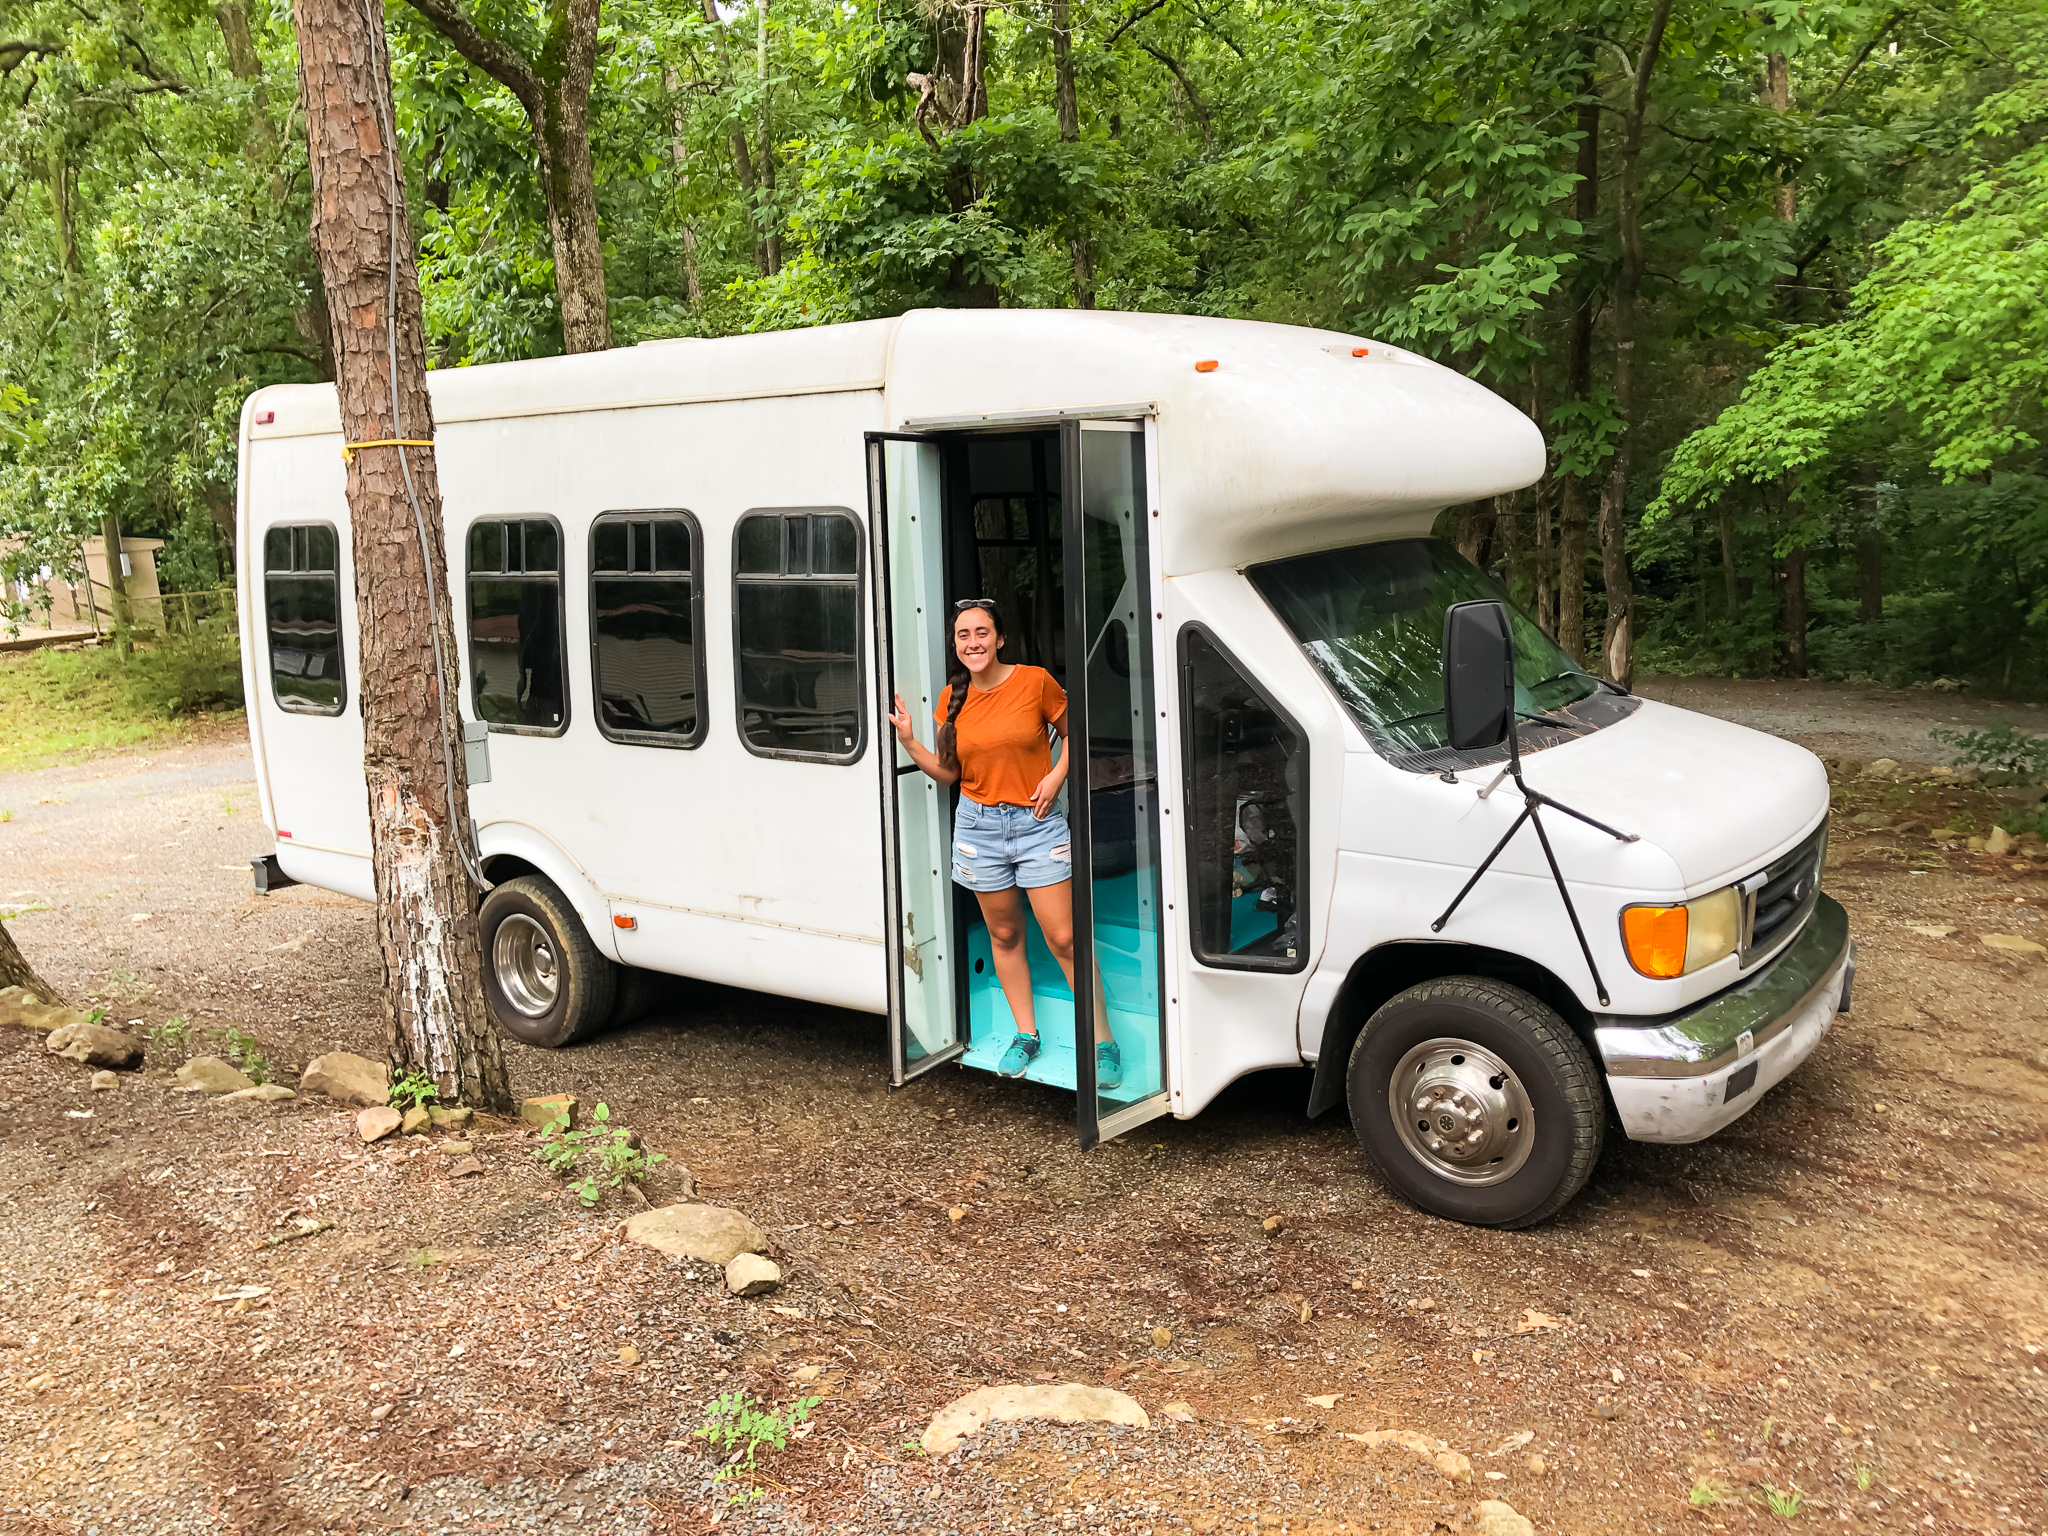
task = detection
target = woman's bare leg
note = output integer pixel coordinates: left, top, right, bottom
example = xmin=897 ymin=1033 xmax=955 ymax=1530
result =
xmin=1025 ymin=880 xmax=1111 ymax=1044
xmin=975 ymin=887 xmax=1038 ymax=1037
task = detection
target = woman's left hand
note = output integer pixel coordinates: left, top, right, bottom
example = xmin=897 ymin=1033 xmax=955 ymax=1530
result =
xmin=1029 ymin=772 xmax=1062 ymax=819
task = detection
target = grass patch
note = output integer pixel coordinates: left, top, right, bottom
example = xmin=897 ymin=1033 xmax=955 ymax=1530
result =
xmin=0 ymin=623 xmax=244 ymax=769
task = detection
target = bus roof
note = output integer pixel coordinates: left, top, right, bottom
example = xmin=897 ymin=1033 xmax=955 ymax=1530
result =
xmin=246 ymin=309 xmax=1542 ymax=575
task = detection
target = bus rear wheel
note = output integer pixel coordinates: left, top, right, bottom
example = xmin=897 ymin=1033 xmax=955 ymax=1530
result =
xmin=1346 ymin=977 xmax=1603 ymax=1228
xmin=479 ymin=875 xmax=616 ymax=1048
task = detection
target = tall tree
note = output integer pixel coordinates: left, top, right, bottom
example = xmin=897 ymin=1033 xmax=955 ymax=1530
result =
xmin=292 ymin=0 xmax=511 ymax=1109
xmin=0 ymin=921 xmax=59 ymax=1000
xmin=401 ymin=0 xmax=611 ymax=352
xmin=1596 ymin=0 xmax=1676 ymax=687
xmin=1051 ymin=0 xmax=1093 ymax=307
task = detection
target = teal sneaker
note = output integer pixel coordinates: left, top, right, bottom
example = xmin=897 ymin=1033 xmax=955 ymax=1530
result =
xmin=1096 ymin=1040 xmax=1123 ymax=1091
xmin=997 ymin=1031 xmax=1041 ymax=1078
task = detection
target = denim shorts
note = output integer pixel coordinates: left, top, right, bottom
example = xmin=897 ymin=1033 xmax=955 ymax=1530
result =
xmin=952 ymin=798 xmax=1073 ymax=892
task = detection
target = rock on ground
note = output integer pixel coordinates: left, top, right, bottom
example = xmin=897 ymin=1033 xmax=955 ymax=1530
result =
xmin=725 ymin=1253 xmax=782 ymax=1296
xmin=427 ymin=1105 xmax=472 ymax=1128
xmin=45 ymin=1022 xmax=143 ymax=1071
xmin=224 ymin=1084 xmax=296 ymax=1102
xmin=174 ymin=1056 xmax=256 ymax=1094
xmin=400 ymin=1106 xmax=431 ymax=1135
xmin=300 ymin=1051 xmax=388 ymax=1106
xmin=357 ymin=1105 xmax=403 ymax=1142
xmin=1341 ymin=1429 xmax=1473 ymax=1483
xmin=89 ymin=1070 xmax=118 ymax=1092
xmin=0 ymin=986 xmax=90 ymax=1034
xmin=521 ymin=1093 xmax=576 ymax=1129
xmin=924 ymin=1384 xmax=1150 ymax=1455
xmin=622 ymin=1203 xmax=764 ymax=1264
xmin=1474 ymin=1499 xmax=1537 ymax=1536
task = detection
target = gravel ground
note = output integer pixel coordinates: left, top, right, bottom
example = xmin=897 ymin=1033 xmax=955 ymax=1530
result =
xmin=1 ymin=682 xmax=2043 ymax=1536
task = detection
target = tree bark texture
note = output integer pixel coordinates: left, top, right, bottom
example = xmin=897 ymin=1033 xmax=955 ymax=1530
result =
xmin=1717 ymin=504 xmax=1739 ymax=611
xmin=99 ymin=511 xmax=135 ymax=655
xmin=1052 ymin=0 xmax=1094 ymax=308
xmin=664 ymin=68 xmax=705 ymax=312
xmin=293 ymin=0 xmax=510 ymax=1110
xmin=402 ymin=0 xmax=611 ymax=352
xmin=1858 ymin=527 xmax=1884 ymax=622
xmin=1597 ymin=0 xmax=1676 ymax=688
xmin=1533 ymin=473 xmax=1558 ymax=637
xmin=1554 ymin=49 xmax=1599 ymax=665
xmin=1454 ymin=503 xmax=1495 ymax=568
xmin=0 ymin=921 xmax=60 ymax=1001
xmin=1777 ymin=542 xmax=1809 ymax=677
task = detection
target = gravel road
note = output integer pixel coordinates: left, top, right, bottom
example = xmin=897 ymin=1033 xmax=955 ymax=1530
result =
xmin=0 ymin=682 xmax=2042 ymax=1536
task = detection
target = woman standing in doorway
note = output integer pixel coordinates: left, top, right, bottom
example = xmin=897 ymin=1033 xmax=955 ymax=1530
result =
xmin=887 ymin=600 xmax=1120 ymax=1089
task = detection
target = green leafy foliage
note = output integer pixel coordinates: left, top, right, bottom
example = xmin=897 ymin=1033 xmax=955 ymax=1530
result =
xmin=694 ymin=1391 xmax=821 ymax=1504
xmin=145 ymin=1017 xmax=194 ymax=1051
xmin=1930 ymin=721 xmax=2048 ymax=779
xmin=534 ymin=1102 xmax=665 ymax=1206
xmin=388 ymin=1070 xmax=441 ymax=1112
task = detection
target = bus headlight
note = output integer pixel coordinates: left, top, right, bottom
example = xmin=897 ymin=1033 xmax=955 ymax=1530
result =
xmin=1620 ymin=887 xmax=1742 ymax=979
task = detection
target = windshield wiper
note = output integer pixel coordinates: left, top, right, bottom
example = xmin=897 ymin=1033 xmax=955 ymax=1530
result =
xmin=1517 ymin=708 xmax=1592 ymax=735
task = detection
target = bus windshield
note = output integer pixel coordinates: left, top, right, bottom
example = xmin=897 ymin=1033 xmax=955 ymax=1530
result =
xmin=1249 ymin=538 xmax=1610 ymax=765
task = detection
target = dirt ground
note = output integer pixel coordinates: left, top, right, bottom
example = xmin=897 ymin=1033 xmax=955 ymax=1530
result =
xmin=0 ymin=680 xmax=2043 ymax=1536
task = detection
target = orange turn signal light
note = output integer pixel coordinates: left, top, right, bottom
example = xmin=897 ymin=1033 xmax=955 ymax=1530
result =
xmin=1352 ymin=347 xmax=1369 ymax=357
xmin=1194 ymin=359 xmax=1219 ymax=373
xmin=1620 ymin=905 xmax=1687 ymax=979
xmin=613 ymin=914 xmax=637 ymax=931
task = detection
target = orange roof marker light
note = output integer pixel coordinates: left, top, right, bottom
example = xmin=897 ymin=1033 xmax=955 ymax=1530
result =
xmin=1353 ymin=347 xmax=1370 ymax=357
xmin=1194 ymin=359 xmax=1220 ymax=373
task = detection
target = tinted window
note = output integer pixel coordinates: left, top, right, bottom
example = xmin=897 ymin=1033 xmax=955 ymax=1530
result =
xmin=591 ymin=512 xmax=704 ymax=747
xmin=733 ymin=510 xmax=864 ymax=760
xmin=467 ymin=517 xmax=566 ymax=733
xmin=1250 ymin=537 xmax=1619 ymax=771
xmin=263 ymin=523 xmax=346 ymax=715
xmin=1180 ymin=627 xmax=1305 ymax=970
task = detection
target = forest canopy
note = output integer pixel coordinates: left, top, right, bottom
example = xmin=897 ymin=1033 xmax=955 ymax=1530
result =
xmin=2 ymin=0 xmax=2044 ymax=690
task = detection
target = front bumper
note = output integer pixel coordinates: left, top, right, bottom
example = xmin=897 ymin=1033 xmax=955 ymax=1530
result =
xmin=1594 ymin=892 xmax=1852 ymax=1144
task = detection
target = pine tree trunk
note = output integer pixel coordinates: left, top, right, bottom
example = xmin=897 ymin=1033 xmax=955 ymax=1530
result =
xmin=754 ymin=0 xmax=782 ymax=276
xmin=1053 ymin=0 xmax=1094 ymax=308
xmin=1777 ymin=543 xmax=1809 ymax=678
xmin=293 ymin=0 xmax=511 ymax=1110
xmin=1717 ymin=504 xmax=1739 ymax=612
xmin=1554 ymin=52 xmax=1598 ymax=665
xmin=1858 ymin=528 xmax=1883 ymax=622
xmin=1533 ymin=474 xmax=1558 ymax=637
xmin=0 ymin=921 xmax=59 ymax=1001
xmin=1597 ymin=0 xmax=1677 ymax=689
xmin=664 ymin=70 xmax=704 ymax=313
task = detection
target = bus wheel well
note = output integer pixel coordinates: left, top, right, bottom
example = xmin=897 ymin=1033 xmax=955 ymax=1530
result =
xmin=479 ymin=855 xmax=544 ymax=905
xmin=1305 ymin=942 xmax=1598 ymax=1119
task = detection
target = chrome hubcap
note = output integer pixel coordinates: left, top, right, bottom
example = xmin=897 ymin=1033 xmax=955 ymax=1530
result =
xmin=1388 ymin=1037 xmax=1534 ymax=1186
xmin=493 ymin=913 xmax=559 ymax=1017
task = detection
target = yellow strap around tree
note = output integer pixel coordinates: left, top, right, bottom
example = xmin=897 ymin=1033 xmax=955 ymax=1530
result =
xmin=341 ymin=438 xmax=436 ymax=463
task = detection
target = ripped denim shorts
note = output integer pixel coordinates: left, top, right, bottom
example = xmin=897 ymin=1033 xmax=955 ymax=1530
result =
xmin=950 ymin=797 xmax=1073 ymax=893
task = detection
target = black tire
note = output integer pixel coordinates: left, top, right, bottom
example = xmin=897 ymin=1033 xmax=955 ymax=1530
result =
xmin=477 ymin=875 xmax=616 ymax=1048
xmin=611 ymin=964 xmax=666 ymax=1027
xmin=1346 ymin=976 xmax=1603 ymax=1229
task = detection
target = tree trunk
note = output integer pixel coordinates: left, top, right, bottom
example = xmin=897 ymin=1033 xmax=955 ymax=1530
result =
xmin=1717 ymin=504 xmax=1739 ymax=612
xmin=47 ymin=147 xmax=78 ymax=276
xmin=1597 ymin=0 xmax=1677 ymax=688
xmin=1765 ymin=52 xmax=1796 ymax=223
xmin=0 ymin=921 xmax=59 ymax=1001
xmin=1496 ymin=490 xmax=1520 ymax=595
xmin=403 ymin=0 xmax=610 ymax=352
xmin=1858 ymin=527 xmax=1883 ymax=622
xmin=293 ymin=0 xmax=511 ymax=1110
xmin=1052 ymin=0 xmax=1094 ymax=308
xmin=754 ymin=0 xmax=782 ymax=275
xmin=99 ymin=512 xmax=135 ymax=657
xmin=1777 ymin=542 xmax=1809 ymax=678
xmin=1534 ymin=473 xmax=1558 ymax=637
xmin=1454 ymin=503 xmax=1495 ymax=568
xmin=1692 ymin=512 xmax=1710 ymax=631
xmin=664 ymin=69 xmax=705 ymax=313
xmin=1554 ymin=48 xmax=1599 ymax=665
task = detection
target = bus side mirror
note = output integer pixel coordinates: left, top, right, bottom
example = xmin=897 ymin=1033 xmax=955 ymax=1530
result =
xmin=1441 ymin=600 xmax=1514 ymax=751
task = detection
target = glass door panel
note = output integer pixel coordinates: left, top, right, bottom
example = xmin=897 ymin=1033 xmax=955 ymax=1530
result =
xmin=870 ymin=436 xmax=961 ymax=1084
xmin=1062 ymin=421 xmax=1170 ymax=1146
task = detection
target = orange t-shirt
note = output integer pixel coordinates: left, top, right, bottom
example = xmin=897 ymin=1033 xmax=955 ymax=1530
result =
xmin=935 ymin=665 xmax=1068 ymax=807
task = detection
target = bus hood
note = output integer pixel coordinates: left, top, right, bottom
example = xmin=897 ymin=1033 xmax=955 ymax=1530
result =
xmin=1513 ymin=697 xmax=1828 ymax=893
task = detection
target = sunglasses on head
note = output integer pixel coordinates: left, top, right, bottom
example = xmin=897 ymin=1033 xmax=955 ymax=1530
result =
xmin=952 ymin=599 xmax=997 ymax=614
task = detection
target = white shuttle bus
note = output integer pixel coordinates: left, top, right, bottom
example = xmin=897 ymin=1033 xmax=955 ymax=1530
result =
xmin=238 ymin=310 xmax=1852 ymax=1227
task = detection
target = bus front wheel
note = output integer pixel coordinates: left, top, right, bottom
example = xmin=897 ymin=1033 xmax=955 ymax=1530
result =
xmin=1346 ymin=977 xmax=1603 ymax=1228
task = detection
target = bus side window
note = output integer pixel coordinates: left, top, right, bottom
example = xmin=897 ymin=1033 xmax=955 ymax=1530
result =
xmin=1179 ymin=625 xmax=1308 ymax=970
xmin=590 ymin=510 xmax=705 ymax=748
xmin=732 ymin=508 xmax=864 ymax=762
xmin=264 ymin=522 xmax=347 ymax=715
xmin=468 ymin=516 xmax=568 ymax=734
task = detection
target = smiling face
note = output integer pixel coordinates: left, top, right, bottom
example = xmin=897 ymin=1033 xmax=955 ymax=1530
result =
xmin=953 ymin=606 xmax=1003 ymax=677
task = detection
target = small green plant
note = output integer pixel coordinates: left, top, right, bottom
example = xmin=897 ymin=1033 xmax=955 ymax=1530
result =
xmin=213 ymin=1026 xmax=270 ymax=1084
xmin=388 ymin=1069 xmax=440 ymax=1112
xmin=145 ymin=1017 xmax=193 ymax=1050
xmin=0 ymin=808 xmax=12 ymax=822
xmin=1854 ymin=1466 xmax=1874 ymax=1492
xmin=694 ymin=1391 xmax=820 ymax=1503
xmin=221 ymin=790 xmax=235 ymax=815
xmin=535 ymin=1103 xmax=664 ymax=1207
xmin=1931 ymin=720 xmax=2048 ymax=780
xmin=1688 ymin=1475 xmax=1732 ymax=1508
xmin=1755 ymin=1483 xmax=1804 ymax=1518
xmin=86 ymin=1007 xmax=108 ymax=1025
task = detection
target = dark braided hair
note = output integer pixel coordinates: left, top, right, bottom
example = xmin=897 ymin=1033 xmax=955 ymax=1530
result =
xmin=936 ymin=600 xmax=1006 ymax=777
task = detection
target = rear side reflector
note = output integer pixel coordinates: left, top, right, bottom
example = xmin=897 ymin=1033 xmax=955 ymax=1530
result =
xmin=1194 ymin=360 xmax=1219 ymax=373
